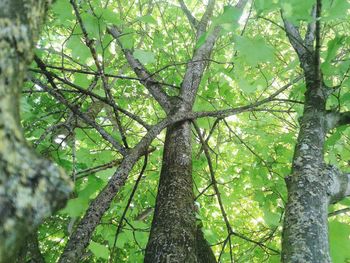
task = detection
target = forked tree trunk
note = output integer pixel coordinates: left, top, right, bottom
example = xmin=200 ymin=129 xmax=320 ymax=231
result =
xmin=281 ymin=2 xmax=350 ymax=261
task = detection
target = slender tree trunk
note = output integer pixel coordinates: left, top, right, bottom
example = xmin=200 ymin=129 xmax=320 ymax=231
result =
xmin=0 ymin=1 xmax=72 ymax=261
xmin=145 ymin=121 xmax=198 ymax=262
xmin=281 ymin=79 xmax=331 ymax=262
xmin=281 ymin=2 xmax=350 ymax=261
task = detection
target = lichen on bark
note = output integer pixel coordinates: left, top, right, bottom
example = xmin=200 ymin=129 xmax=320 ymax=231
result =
xmin=0 ymin=1 xmax=72 ymax=261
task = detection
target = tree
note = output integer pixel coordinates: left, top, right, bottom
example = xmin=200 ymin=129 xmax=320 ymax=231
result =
xmin=281 ymin=1 xmax=350 ymax=262
xmin=3 ymin=0 xmax=350 ymax=262
xmin=0 ymin=1 xmax=72 ymax=262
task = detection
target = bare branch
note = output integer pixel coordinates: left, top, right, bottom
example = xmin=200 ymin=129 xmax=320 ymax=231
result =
xmin=328 ymin=207 xmax=350 ymax=217
xmin=32 ymin=67 xmax=152 ymax=130
xmin=305 ymin=6 xmax=316 ymax=49
xmin=192 ymin=75 xmax=303 ymax=119
xmin=107 ymin=26 xmax=172 ymax=112
xmin=178 ymin=0 xmax=198 ymax=29
xmin=180 ymin=0 xmax=248 ymax=109
xmin=197 ymin=0 xmax=216 ymax=38
xmin=34 ymin=56 xmax=127 ymax=156
xmin=326 ymin=166 xmax=350 ymax=204
xmin=110 ymin=155 xmax=148 ymax=263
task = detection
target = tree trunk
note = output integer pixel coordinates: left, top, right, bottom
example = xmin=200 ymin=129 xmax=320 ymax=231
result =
xmin=281 ymin=79 xmax=331 ymax=262
xmin=145 ymin=121 xmax=198 ymax=262
xmin=0 ymin=1 xmax=72 ymax=261
xmin=281 ymin=2 xmax=350 ymax=260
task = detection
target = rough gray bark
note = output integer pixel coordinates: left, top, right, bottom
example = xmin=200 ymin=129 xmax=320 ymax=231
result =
xmin=144 ymin=121 xmax=198 ymax=263
xmin=281 ymin=2 xmax=350 ymax=262
xmin=0 ymin=0 xmax=72 ymax=262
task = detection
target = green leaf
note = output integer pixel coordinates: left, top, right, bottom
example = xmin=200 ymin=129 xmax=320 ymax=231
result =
xmin=238 ymin=78 xmax=257 ymax=94
xmin=133 ymin=49 xmax=156 ymax=64
xmin=89 ymin=241 xmax=110 ymax=259
xmin=79 ymin=176 xmax=104 ymax=199
xmin=81 ymin=13 xmax=102 ymax=39
xmin=213 ymin=5 xmax=242 ymax=26
xmin=66 ymin=36 xmax=91 ymax=61
xmin=324 ymin=0 xmax=350 ymax=21
xmin=61 ymin=197 xmax=89 ymax=217
xmin=234 ymin=36 xmax=274 ymax=66
xmin=195 ymin=33 xmax=208 ymax=49
xmin=280 ymin=0 xmax=314 ymax=22
xmin=153 ymin=32 xmax=165 ymax=48
xmin=137 ymin=15 xmax=157 ymax=24
xmin=99 ymin=8 xmax=123 ymax=25
xmin=263 ymin=209 xmax=280 ymax=227
xmin=254 ymin=0 xmax=279 ymax=14
xmin=51 ymin=0 xmax=74 ymax=22
xmin=322 ymin=35 xmax=345 ymax=75
xmin=119 ymin=29 xmax=135 ymax=49
xmin=329 ymin=221 xmax=350 ymax=262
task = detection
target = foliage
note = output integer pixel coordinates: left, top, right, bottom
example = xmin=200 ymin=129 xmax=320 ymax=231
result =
xmin=20 ymin=0 xmax=350 ymax=262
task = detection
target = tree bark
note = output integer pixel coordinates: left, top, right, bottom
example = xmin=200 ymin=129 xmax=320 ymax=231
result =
xmin=281 ymin=80 xmax=350 ymax=262
xmin=0 ymin=1 xmax=72 ymax=261
xmin=281 ymin=2 xmax=350 ymax=261
xmin=281 ymin=80 xmax=331 ymax=262
xmin=144 ymin=121 xmax=198 ymax=262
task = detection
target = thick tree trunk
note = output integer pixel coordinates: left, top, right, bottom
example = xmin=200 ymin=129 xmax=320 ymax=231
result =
xmin=0 ymin=1 xmax=72 ymax=261
xmin=144 ymin=120 xmax=216 ymax=263
xmin=145 ymin=121 xmax=198 ymax=262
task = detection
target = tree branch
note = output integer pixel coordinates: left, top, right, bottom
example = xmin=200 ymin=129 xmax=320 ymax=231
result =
xmin=326 ymin=165 xmax=350 ymax=204
xmin=31 ymin=67 xmax=152 ymax=130
xmin=107 ymin=26 xmax=172 ymax=112
xmin=192 ymin=75 xmax=302 ymax=119
xmin=110 ymin=155 xmax=148 ymax=263
xmin=180 ymin=0 xmax=248 ymax=109
xmin=305 ymin=6 xmax=316 ymax=49
xmin=325 ymin=111 xmax=350 ymax=130
xmin=33 ymin=58 xmax=127 ymax=156
xmin=281 ymin=12 xmax=314 ymax=74
xmin=196 ymin=0 xmax=216 ymax=38
xmin=178 ymin=0 xmax=198 ymax=29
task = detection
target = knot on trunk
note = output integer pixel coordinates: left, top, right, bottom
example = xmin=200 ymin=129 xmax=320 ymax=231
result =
xmin=325 ymin=165 xmax=350 ymax=204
